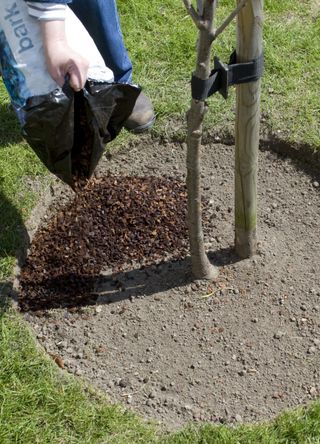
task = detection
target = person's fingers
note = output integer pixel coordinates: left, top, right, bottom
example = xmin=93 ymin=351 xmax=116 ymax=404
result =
xmin=68 ymin=67 xmax=82 ymax=92
xmin=67 ymin=58 xmax=89 ymax=91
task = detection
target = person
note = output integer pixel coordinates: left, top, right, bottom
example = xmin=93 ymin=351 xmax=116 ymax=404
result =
xmin=24 ymin=0 xmax=155 ymax=133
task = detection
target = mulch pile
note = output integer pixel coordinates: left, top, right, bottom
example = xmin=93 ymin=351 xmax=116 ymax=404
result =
xmin=19 ymin=175 xmax=191 ymax=311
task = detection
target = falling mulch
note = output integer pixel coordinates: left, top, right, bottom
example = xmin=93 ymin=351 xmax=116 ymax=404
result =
xmin=71 ymin=91 xmax=95 ymax=184
xmin=19 ymin=176 xmax=189 ymax=311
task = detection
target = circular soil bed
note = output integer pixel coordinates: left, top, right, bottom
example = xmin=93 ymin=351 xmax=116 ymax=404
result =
xmin=19 ymin=137 xmax=319 ymax=430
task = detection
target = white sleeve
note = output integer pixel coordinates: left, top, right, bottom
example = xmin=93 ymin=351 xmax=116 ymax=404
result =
xmin=26 ymin=2 xmax=67 ymax=21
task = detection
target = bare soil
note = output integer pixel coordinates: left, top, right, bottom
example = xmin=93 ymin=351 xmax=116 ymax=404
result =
xmin=19 ymin=136 xmax=320 ymax=430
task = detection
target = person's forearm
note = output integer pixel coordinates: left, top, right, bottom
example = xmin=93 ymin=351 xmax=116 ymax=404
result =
xmin=41 ymin=19 xmax=67 ymax=50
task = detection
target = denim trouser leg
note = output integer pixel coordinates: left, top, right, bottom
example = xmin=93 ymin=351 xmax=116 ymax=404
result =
xmin=70 ymin=0 xmax=133 ymax=83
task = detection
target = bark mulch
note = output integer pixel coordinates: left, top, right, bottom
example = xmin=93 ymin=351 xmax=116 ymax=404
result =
xmin=18 ymin=176 xmax=190 ymax=311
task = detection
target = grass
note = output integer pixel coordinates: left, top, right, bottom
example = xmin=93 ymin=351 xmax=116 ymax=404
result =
xmin=0 ymin=0 xmax=319 ymax=442
xmin=0 ymin=308 xmax=157 ymax=444
xmin=1 ymin=307 xmax=320 ymax=444
xmin=119 ymin=0 xmax=320 ymax=147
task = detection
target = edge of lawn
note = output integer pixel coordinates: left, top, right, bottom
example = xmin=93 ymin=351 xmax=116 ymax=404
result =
xmin=1 ymin=302 xmax=320 ymax=444
xmin=0 ymin=123 xmax=319 ymax=444
xmin=1 ymin=0 xmax=319 ymax=442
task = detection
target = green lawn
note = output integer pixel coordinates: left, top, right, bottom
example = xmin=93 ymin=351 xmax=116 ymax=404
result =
xmin=119 ymin=0 xmax=320 ymax=147
xmin=1 ymin=308 xmax=319 ymax=444
xmin=0 ymin=1 xmax=319 ymax=442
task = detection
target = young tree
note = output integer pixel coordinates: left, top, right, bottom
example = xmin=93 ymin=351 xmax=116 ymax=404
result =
xmin=183 ymin=0 xmax=263 ymax=275
xmin=183 ymin=0 xmax=219 ymax=280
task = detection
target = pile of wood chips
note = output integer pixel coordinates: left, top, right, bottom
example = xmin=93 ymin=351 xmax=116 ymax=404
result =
xmin=19 ymin=175 xmax=189 ymax=311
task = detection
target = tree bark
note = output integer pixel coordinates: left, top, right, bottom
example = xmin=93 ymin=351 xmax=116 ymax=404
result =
xmin=234 ymin=0 xmax=263 ymax=258
xmin=186 ymin=0 xmax=218 ymax=279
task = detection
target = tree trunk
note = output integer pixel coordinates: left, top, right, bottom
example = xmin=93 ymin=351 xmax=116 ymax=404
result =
xmin=186 ymin=0 xmax=218 ymax=279
xmin=234 ymin=0 xmax=263 ymax=258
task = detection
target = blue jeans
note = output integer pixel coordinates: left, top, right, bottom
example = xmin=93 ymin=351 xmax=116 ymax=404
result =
xmin=70 ymin=0 xmax=133 ymax=83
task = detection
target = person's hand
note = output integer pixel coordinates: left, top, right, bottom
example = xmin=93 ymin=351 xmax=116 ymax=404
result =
xmin=45 ymin=42 xmax=89 ymax=91
xmin=41 ymin=20 xmax=89 ymax=91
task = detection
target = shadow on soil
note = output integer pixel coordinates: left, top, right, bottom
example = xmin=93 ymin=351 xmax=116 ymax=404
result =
xmin=19 ymin=246 xmax=241 ymax=312
xmin=95 ymin=246 xmax=240 ymax=304
xmin=260 ymin=135 xmax=320 ymax=184
xmin=13 ymin=132 xmax=320 ymax=313
xmin=204 ymin=132 xmax=320 ymax=183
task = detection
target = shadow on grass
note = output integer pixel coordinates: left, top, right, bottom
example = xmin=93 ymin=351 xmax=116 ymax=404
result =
xmin=0 ymin=285 xmax=9 ymax=315
xmin=0 ymin=186 xmax=30 ymax=306
xmin=0 ymin=95 xmax=30 ymax=306
xmin=18 ymin=246 xmax=240 ymax=312
xmin=0 ymin=102 xmax=23 ymax=146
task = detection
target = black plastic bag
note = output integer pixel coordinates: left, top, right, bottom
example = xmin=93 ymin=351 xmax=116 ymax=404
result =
xmin=22 ymin=81 xmax=141 ymax=188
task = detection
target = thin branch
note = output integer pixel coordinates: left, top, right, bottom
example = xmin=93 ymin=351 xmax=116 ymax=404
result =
xmin=196 ymin=0 xmax=204 ymax=16
xmin=213 ymin=0 xmax=248 ymax=40
xmin=183 ymin=0 xmax=201 ymax=28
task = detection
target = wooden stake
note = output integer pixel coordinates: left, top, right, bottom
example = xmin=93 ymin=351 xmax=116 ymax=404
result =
xmin=235 ymin=0 xmax=263 ymax=258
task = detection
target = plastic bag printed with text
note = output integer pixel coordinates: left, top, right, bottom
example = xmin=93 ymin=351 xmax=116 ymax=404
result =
xmin=0 ymin=1 xmax=140 ymax=187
